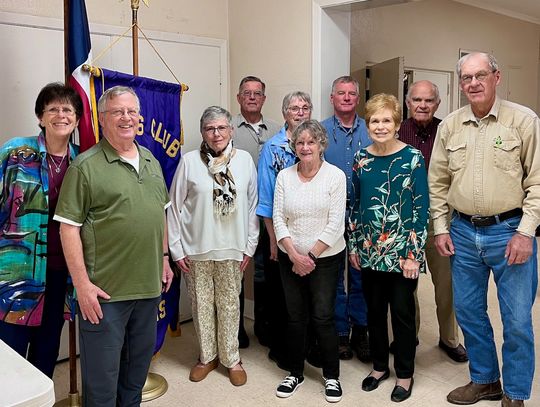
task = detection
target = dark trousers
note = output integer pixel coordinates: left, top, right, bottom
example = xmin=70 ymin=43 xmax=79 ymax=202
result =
xmin=79 ymin=297 xmax=160 ymax=407
xmin=0 ymin=266 xmax=68 ymax=378
xmin=279 ymin=250 xmax=342 ymax=379
xmin=362 ymin=268 xmax=417 ymax=378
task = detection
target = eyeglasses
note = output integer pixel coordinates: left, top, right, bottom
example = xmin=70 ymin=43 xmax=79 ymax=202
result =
xmin=460 ymin=70 xmax=495 ymax=84
xmin=43 ymin=107 xmax=75 ymax=116
xmin=288 ymin=106 xmax=311 ymax=114
xmin=104 ymin=109 xmax=140 ymax=118
xmin=240 ymin=90 xmax=264 ymax=98
xmin=203 ymin=125 xmax=230 ymax=135
xmin=409 ymin=97 xmax=438 ymax=106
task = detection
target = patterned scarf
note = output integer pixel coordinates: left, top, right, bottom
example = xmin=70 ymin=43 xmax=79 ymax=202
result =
xmin=200 ymin=140 xmax=237 ymax=217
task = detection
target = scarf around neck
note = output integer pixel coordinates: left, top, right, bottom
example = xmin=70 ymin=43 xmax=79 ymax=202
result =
xmin=200 ymin=140 xmax=237 ymax=217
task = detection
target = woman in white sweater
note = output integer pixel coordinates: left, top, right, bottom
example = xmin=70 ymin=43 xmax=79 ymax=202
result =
xmin=167 ymin=106 xmax=259 ymax=387
xmin=273 ymin=120 xmax=346 ymax=403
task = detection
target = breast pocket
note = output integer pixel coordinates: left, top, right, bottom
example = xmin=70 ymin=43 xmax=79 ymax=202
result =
xmin=493 ymin=140 xmax=521 ymax=172
xmin=446 ymin=142 xmax=467 ymax=173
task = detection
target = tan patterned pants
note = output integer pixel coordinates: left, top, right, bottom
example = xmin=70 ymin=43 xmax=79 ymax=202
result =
xmin=185 ymin=260 xmax=242 ymax=368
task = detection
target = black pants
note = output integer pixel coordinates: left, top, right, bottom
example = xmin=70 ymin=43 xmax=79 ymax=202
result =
xmin=279 ymin=250 xmax=342 ymax=379
xmin=362 ymin=268 xmax=417 ymax=378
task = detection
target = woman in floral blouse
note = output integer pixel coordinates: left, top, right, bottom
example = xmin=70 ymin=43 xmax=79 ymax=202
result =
xmin=348 ymin=93 xmax=429 ymax=403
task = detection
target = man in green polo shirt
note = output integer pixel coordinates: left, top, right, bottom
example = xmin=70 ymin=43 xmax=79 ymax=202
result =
xmin=55 ymin=86 xmax=173 ymax=407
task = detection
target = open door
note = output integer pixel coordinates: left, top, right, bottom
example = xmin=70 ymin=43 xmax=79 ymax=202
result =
xmin=352 ymin=56 xmax=404 ymax=116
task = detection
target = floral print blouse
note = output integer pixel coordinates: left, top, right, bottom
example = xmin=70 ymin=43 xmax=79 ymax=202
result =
xmin=348 ymin=145 xmax=429 ymax=273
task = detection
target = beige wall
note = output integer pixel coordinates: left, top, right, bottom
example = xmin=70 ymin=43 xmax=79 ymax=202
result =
xmin=350 ymin=0 xmax=540 ymax=113
xmin=0 ymin=0 xmax=229 ymax=39
xmin=228 ymin=0 xmax=312 ymax=123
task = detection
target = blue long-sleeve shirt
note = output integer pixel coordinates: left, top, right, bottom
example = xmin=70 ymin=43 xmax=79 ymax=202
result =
xmin=256 ymin=127 xmax=297 ymax=218
xmin=322 ymin=114 xmax=371 ymax=206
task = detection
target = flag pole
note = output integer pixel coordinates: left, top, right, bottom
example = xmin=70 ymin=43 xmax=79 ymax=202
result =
xmin=59 ymin=1 xmax=82 ymax=406
xmin=130 ymin=0 xmax=167 ymax=400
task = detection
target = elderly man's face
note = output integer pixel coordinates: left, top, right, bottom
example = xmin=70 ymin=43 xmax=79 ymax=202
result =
xmin=237 ymin=81 xmax=266 ymax=116
xmin=99 ymin=93 xmax=140 ymax=144
xmin=406 ymin=81 xmax=440 ymax=127
xmin=459 ymin=54 xmax=500 ymax=113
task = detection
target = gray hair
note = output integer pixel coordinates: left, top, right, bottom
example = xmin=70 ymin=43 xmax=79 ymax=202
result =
xmin=238 ymin=76 xmax=266 ymax=93
xmin=199 ymin=106 xmax=232 ymax=133
xmin=290 ymin=119 xmax=328 ymax=156
xmin=456 ymin=52 xmax=499 ymax=78
xmin=97 ymin=86 xmax=140 ymax=113
xmin=281 ymin=91 xmax=312 ymax=116
xmin=331 ymin=75 xmax=360 ymax=94
xmin=406 ymin=80 xmax=440 ymax=103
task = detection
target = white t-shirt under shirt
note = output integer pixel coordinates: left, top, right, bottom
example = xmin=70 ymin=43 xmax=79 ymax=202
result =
xmin=273 ymin=160 xmax=346 ymax=258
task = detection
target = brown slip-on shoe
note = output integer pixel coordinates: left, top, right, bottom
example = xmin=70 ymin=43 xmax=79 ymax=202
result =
xmin=438 ymin=340 xmax=469 ymax=363
xmin=229 ymin=363 xmax=247 ymax=386
xmin=501 ymin=394 xmax=524 ymax=407
xmin=189 ymin=358 xmax=219 ymax=382
xmin=447 ymin=381 xmax=503 ymax=405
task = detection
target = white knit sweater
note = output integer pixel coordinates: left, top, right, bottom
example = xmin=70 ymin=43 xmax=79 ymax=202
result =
xmin=167 ymin=149 xmax=259 ymax=262
xmin=273 ymin=161 xmax=346 ymax=258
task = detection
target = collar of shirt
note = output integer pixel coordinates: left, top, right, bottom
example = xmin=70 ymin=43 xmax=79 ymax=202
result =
xmin=239 ymin=114 xmax=268 ymax=130
xmin=462 ymin=96 xmax=501 ymax=124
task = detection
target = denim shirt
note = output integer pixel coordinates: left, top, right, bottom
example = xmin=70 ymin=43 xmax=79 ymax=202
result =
xmin=256 ymin=127 xmax=297 ymax=218
xmin=0 ymin=133 xmax=78 ymax=326
xmin=322 ymin=115 xmax=371 ymax=206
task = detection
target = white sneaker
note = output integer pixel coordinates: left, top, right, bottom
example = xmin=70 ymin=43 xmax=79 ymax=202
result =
xmin=276 ymin=375 xmax=304 ymax=398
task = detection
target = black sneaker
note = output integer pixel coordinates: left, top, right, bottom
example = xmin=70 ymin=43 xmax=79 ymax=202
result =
xmin=276 ymin=375 xmax=304 ymax=398
xmin=324 ymin=377 xmax=343 ymax=403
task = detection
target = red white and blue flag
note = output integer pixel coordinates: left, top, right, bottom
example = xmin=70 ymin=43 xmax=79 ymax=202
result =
xmin=67 ymin=0 xmax=96 ymax=152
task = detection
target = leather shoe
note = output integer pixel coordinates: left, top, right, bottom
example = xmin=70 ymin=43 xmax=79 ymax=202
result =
xmin=189 ymin=358 xmax=219 ymax=382
xmin=447 ymin=381 xmax=503 ymax=404
xmin=351 ymin=325 xmax=371 ymax=363
xmin=391 ymin=377 xmax=414 ymax=402
xmin=362 ymin=369 xmax=390 ymax=392
xmin=502 ymin=394 xmax=524 ymax=406
xmin=228 ymin=363 xmax=247 ymax=386
xmin=439 ymin=340 xmax=468 ymax=363
xmin=338 ymin=335 xmax=353 ymax=360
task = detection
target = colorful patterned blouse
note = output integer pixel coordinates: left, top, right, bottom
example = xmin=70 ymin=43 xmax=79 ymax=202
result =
xmin=348 ymin=144 xmax=429 ymax=273
xmin=0 ymin=133 xmax=78 ymax=326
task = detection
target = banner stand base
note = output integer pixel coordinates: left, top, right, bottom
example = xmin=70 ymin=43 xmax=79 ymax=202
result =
xmin=55 ymin=392 xmax=81 ymax=407
xmin=141 ymin=372 xmax=168 ymax=402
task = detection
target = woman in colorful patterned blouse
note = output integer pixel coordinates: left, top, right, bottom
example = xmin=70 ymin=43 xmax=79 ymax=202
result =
xmin=0 ymin=83 xmax=81 ymax=377
xmin=348 ymin=93 xmax=429 ymax=403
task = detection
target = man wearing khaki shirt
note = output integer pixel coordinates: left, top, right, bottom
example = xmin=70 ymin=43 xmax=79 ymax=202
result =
xmin=429 ymin=53 xmax=540 ymax=407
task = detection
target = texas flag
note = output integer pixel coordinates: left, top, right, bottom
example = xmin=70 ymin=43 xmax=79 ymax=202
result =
xmin=67 ymin=0 xmax=96 ymax=152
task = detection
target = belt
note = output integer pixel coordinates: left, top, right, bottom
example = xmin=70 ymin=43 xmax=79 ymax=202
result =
xmin=456 ymin=208 xmax=522 ymax=227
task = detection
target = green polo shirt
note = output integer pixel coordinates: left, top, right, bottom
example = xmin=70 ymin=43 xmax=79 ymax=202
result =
xmin=55 ymin=138 xmax=169 ymax=302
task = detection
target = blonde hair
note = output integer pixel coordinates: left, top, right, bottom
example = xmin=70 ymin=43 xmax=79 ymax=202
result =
xmin=365 ymin=93 xmax=401 ymax=127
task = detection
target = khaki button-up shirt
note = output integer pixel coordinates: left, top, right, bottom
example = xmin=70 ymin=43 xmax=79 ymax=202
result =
xmin=429 ymin=97 xmax=540 ymax=237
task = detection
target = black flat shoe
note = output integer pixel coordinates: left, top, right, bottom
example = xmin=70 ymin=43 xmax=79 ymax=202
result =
xmin=391 ymin=377 xmax=414 ymax=402
xmin=361 ymin=369 xmax=390 ymax=392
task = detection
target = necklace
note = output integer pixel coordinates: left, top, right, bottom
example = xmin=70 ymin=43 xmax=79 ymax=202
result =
xmin=48 ymin=153 xmax=67 ymax=173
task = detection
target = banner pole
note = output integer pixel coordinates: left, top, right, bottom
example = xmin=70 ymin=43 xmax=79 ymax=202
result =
xmin=59 ymin=1 xmax=81 ymax=405
xmin=132 ymin=0 xmax=139 ymax=76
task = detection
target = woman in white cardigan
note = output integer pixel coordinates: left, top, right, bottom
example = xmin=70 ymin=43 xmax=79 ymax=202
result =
xmin=273 ymin=119 xmax=346 ymax=403
xmin=168 ymin=106 xmax=259 ymax=387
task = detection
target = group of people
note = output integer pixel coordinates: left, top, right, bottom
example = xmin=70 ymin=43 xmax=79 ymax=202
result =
xmin=0 ymin=51 xmax=537 ymax=407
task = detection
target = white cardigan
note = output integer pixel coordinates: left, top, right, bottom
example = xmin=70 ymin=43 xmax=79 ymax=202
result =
xmin=168 ymin=149 xmax=259 ymax=262
xmin=273 ymin=161 xmax=346 ymax=258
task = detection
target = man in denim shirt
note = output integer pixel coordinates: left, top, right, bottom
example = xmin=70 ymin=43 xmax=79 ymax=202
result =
xmin=321 ymin=76 xmax=371 ymax=362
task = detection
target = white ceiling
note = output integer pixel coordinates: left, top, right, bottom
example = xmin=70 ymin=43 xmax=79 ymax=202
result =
xmin=324 ymin=0 xmax=540 ymax=25
xmin=454 ymin=0 xmax=540 ymax=25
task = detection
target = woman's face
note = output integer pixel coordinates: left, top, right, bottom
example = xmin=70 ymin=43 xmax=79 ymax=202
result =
xmin=202 ymin=117 xmax=232 ymax=154
xmin=39 ymin=100 xmax=79 ymax=140
xmin=294 ymin=130 xmax=321 ymax=165
xmin=367 ymin=108 xmax=399 ymax=145
xmin=284 ymin=97 xmax=311 ymax=133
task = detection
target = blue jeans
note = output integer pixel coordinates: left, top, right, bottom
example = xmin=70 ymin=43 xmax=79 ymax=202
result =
xmin=335 ymin=250 xmax=368 ymax=336
xmin=450 ymin=214 xmax=537 ymax=400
